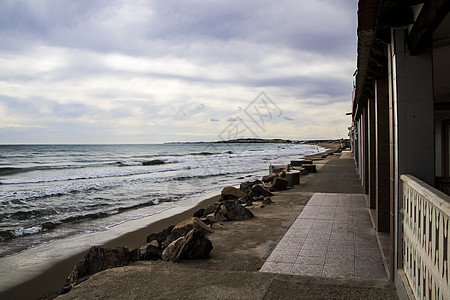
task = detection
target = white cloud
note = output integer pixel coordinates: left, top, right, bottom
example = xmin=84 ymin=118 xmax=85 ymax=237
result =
xmin=0 ymin=0 xmax=357 ymax=143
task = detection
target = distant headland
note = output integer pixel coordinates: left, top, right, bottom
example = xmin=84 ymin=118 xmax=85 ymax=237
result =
xmin=165 ymin=138 xmax=348 ymax=145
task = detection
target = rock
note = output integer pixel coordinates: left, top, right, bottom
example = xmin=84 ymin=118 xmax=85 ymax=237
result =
xmin=193 ymin=208 xmax=205 ymax=218
xmin=162 ymin=228 xmax=213 ymax=262
xmin=212 ymin=223 xmax=226 ymax=230
xmin=200 ymin=217 xmax=213 ymax=226
xmin=204 ymin=203 xmax=218 ymax=216
xmin=146 ymin=240 xmax=159 ymax=247
xmin=262 ymin=173 xmax=278 ymax=183
xmin=249 ymin=184 xmax=274 ymax=198
xmin=237 ymin=193 xmax=252 ymax=204
xmin=151 ymin=217 xmax=213 ymax=249
xmin=244 ymin=198 xmax=253 ymax=206
xmin=219 ymin=200 xmax=254 ymax=220
xmin=212 ymin=210 xmax=227 ymax=222
xmin=161 ymin=236 xmax=185 ymax=263
xmin=144 ymin=239 xmax=159 ymax=248
xmin=142 ymin=159 xmax=165 ymax=165
xmin=239 ymin=180 xmax=262 ymax=193
xmin=151 ymin=225 xmax=175 ymax=248
xmin=171 ymin=217 xmax=214 ymax=238
xmin=141 ymin=245 xmax=162 ymax=261
xmin=262 ymin=197 xmax=272 ymax=204
xmin=271 ymin=177 xmax=289 ymax=190
xmin=62 ymin=246 xmax=136 ymax=294
xmin=249 ymin=202 xmax=265 ymax=208
xmin=146 ymin=233 xmax=157 ymax=243
xmin=221 ymin=186 xmax=245 ymax=200
xmin=263 ymin=182 xmax=272 ymax=189
xmin=206 ymin=213 xmax=215 ymax=223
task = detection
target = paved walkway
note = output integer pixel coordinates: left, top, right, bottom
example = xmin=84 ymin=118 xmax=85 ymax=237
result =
xmin=260 ymin=193 xmax=386 ymax=279
xmin=260 ymin=152 xmax=387 ymax=280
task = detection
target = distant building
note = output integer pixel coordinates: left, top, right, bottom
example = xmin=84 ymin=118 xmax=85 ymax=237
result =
xmin=351 ymin=1 xmax=450 ymax=299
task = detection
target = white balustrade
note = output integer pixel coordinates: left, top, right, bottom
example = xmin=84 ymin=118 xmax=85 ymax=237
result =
xmin=401 ymin=175 xmax=450 ymax=300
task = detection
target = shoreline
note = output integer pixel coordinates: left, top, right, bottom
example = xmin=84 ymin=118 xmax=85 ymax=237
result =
xmin=0 ymin=192 xmax=222 ymax=299
xmin=0 ymin=141 xmax=341 ymax=299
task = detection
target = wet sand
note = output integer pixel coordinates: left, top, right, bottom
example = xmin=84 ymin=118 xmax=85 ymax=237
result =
xmin=0 ymin=194 xmax=221 ymax=300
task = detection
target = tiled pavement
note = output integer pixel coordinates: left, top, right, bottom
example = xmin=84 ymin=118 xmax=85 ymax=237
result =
xmin=260 ymin=193 xmax=387 ymax=280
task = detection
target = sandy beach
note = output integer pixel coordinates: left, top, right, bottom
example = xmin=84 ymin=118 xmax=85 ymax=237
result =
xmin=0 ymin=193 xmax=222 ymax=299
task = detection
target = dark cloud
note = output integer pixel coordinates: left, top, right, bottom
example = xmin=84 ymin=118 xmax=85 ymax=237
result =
xmin=1 ymin=0 xmax=356 ymax=56
xmin=0 ymin=0 xmax=357 ymax=143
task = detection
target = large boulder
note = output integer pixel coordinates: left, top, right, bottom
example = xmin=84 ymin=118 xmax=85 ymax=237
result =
xmin=192 ymin=208 xmax=205 ymax=218
xmin=221 ymin=186 xmax=245 ymax=200
xmin=140 ymin=244 xmax=162 ymax=261
xmin=62 ymin=246 xmax=137 ymax=293
xmin=239 ymin=180 xmax=262 ymax=193
xmin=263 ymin=197 xmax=272 ymax=204
xmin=208 ymin=210 xmax=225 ymax=222
xmin=171 ymin=217 xmax=214 ymax=238
xmin=262 ymin=173 xmax=278 ymax=183
xmin=146 ymin=225 xmax=175 ymax=249
xmin=237 ymin=193 xmax=252 ymax=204
xmin=147 ymin=218 xmax=213 ymax=249
xmin=217 ymin=200 xmax=254 ymax=221
xmin=249 ymin=184 xmax=274 ymax=198
xmin=204 ymin=203 xmax=219 ymax=216
xmin=271 ymin=177 xmax=289 ymax=190
xmin=162 ymin=228 xmax=213 ymax=262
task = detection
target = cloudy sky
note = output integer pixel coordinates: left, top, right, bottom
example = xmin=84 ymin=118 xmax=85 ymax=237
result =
xmin=0 ymin=0 xmax=357 ymax=144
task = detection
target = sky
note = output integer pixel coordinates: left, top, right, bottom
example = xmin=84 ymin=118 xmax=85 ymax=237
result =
xmin=0 ymin=0 xmax=357 ymax=144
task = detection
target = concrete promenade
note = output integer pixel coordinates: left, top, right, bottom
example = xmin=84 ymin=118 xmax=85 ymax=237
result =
xmin=261 ymin=192 xmax=386 ymax=279
xmin=261 ymin=152 xmax=387 ymax=280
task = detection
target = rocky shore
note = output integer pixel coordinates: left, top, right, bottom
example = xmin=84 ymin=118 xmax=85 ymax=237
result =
xmin=1 ymin=141 xmax=351 ymax=299
xmin=60 ymin=156 xmax=312 ymax=294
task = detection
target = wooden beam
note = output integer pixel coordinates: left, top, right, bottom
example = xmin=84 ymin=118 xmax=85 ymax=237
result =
xmin=409 ymin=0 xmax=450 ymax=55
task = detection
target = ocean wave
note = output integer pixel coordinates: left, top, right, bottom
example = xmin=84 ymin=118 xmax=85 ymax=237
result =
xmin=189 ymin=151 xmax=217 ymax=156
xmin=0 ymin=197 xmax=173 ymax=242
xmin=0 ymin=167 xmax=253 ymax=205
xmin=116 ymin=159 xmax=166 ymax=166
xmin=0 ymin=146 xmax=300 ymax=185
xmin=0 ymin=167 xmax=27 ymax=176
xmin=0 ymin=164 xmax=193 ymax=185
xmin=0 ymin=164 xmax=104 ymax=176
xmin=0 ymin=183 xmax=115 ymax=203
xmin=0 ymin=207 xmax=60 ymax=222
xmin=0 ymin=225 xmax=43 ymax=242
xmin=116 ymin=161 xmax=142 ymax=166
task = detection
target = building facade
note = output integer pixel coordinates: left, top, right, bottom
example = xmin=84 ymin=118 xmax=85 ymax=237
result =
xmin=351 ymin=1 xmax=450 ymax=299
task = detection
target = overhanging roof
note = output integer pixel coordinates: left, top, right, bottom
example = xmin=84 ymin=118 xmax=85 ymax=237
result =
xmin=353 ymin=0 xmax=450 ymax=120
xmin=353 ymin=0 xmax=381 ymax=117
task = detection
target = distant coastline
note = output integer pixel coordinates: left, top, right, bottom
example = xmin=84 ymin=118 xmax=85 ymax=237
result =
xmin=165 ymin=138 xmax=349 ymax=145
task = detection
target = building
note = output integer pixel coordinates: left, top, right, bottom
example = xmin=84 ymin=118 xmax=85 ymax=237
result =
xmin=351 ymin=1 xmax=450 ymax=299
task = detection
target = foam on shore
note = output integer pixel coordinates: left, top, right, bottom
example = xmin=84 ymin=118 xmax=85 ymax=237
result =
xmin=0 ymin=191 xmax=221 ymax=299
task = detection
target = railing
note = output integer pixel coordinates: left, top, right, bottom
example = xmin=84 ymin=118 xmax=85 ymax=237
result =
xmin=401 ymin=175 xmax=450 ymax=300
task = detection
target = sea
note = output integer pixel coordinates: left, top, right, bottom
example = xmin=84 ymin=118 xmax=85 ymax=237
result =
xmin=0 ymin=143 xmax=321 ymax=259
